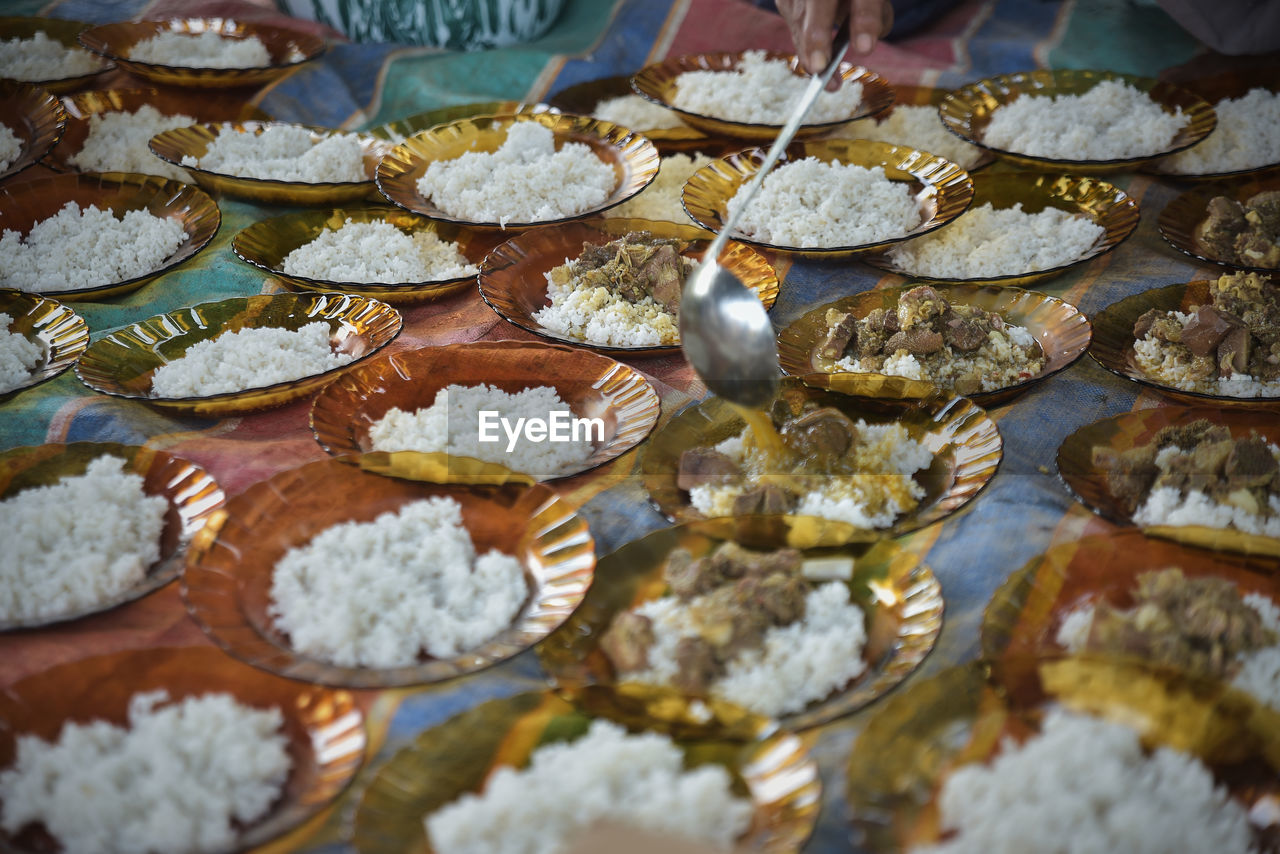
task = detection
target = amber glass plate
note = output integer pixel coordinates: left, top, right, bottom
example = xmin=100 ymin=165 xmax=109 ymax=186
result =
xmin=860 ymin=171 xmax=1139 ymax=285
xmin=0 ymin=442 xmax=223 ymax=631
xmin=1056 ymin=407 xmax=1280 ymax=558
xmin=1157 ymin=176 xmax=1280 ymax=272
xmin=538 ymin=520 xmax=943 ymax=730
xmin=233 ymin=205 xmax=503 ymax=305
xmin=375 ymin=112 xmax=659 ymax=228
xmin=638 ymin=377 xmax=1002 ymax=538
xmin=834 ymin=84 xmax=994 ymax=171
xmin=182 ymin=457 xmax=595 ymax=687
xmin=78 ymin=17 xmax=325 ymax=89
xmin=776 ymin=283 xmax=1092 ymax=407
xmin=75 ymin=292 xmax=402 ymax=417
xmin=1090 ymin=279 xmax=1280 ymax=406
xmin=0 ymin=81 xmax=64 ymax=182
xmin=149 ymin=120 xmax=393 ymax=205
xmin=0 ymin=289 xmax=88 ymax=400
xmin=478 ymin=217 xmax=779 ymax=356
xmin=0 ymin=17 xmax=112 ymax=93
xmin=365 ymin=101 xmax=554 ymax=142
xmin=0 ymin=172 xmax=219 ymax=301
xmin=682 ymin=139 xmax=973 ymax=257
xmin=310 ymin=340 xmax=660 ymax=481
xmin=1148 ymin=67 xmax=1280 ymax=180
xmin=0 ymin=646 xmax=364 ymax=852
xmin=548 ymin=74 xmax=708 ymax=150
xmin=352 ymin=689 xmax=820 ymax=854
xmin=43 ymin=87 xmax=271 ymax=173
xmin=631 ymin=51 xmax=894 ymax=141
xmin=938 ymin=70 xmax=1216 ymax=173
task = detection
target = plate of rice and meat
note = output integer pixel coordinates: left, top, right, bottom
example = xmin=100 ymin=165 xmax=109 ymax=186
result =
xmin=0 ymin=646 xmax=364 ymax=854
xmin=1150 ymin=67 xmax=1280 ymax=180
xmin=351 ymin=689 xmax=819 ymax=854
xmin=776 ymin=283 xmax=1091 ymax=406
xmin=0 ymin=81 xmax=64 ymax=183
xmin=938 ymin=69 xmax=1217 ymax=173
xmin=548 ymin=73 xmax=709 ymax=150
xmin=182 ymin=457 xmax=595 ymax=687
xmin=77 ymin=17 xmax=325 ymax=89
xmin=0 ymin=17 xmax=112 ymax=93
xmin=0 ymin=442 xmax=223 ymax=631
xmin=0 ymin=171 xmax=220 ymax=301
xmin=1057 ymin=409 xmax=1280 ymax=558
xmin=682 ymin=139 xmax=973 ymax=257
xmin=75 ymin=292 xmax=402 ymax=417
xmin=478 ymin=217 xmax=778 ymax=355
xmin=376 ymin=112 xmax=659 ymax=229
xmin=631 ymin=49 xmax=894 ymax=141
xmin=0 ymin=289 xmax=87 ymax=400
xmin=1158 ymin=177 xmax=1280 ymax=271
xmin=539 ymin=520 xmax=942 ymax=730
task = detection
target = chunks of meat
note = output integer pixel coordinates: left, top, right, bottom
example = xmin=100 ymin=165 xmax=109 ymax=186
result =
xmin=1197 ymin=194 xmax=1280 ymax=268
xmin=896 ymin=285 xmax=948 ymax=329
xmin=1225 ymin=436 xmax=1280 ymax=488
xmin=814 ymin=309 xmax=858 ymax=362
xmin=781 ymin=406 xmax=859 ymax=458
xmin=1217 ymin=325 xmax=1250 ymax=376
xmin=731 ymin=483 xmax=795 ymax=515
xmin=1196 ymin=196 xmax=1249 ymax=259
xmin=885 ymin=327 xmax=945 ymax=356
xmin=1179 ymin=305 xmax=1236 ymax=357
xmin=641 ymin=244 xmax=684 ymax=312
xmin=672 ymin=636 xmax=719 ymax=694
xmin=600 ymin=611 xmax=654 ymax=673
xmin=677 ymin=448 xmax=739 ymax=491
xmin=943 ymin=313 xmax=991 ymax=352
xmin=1093 ymin=444 xmax=1158 ymax=515
xmin=568 ymin=232 xmax=692 ymax=309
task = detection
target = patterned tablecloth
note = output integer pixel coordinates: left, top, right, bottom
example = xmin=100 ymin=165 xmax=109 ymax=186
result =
xmin=1 ymin=0 xmax=1276 ymax=850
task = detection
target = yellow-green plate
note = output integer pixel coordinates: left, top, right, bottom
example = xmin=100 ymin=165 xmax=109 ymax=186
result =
xmin=549 ymin=74 xmax=709 ymax=150
xmin=1157 ymin=176 xmax=1280 ymax=272
xmin=0 ymin=80 xmax=64 ymax=181
xmin=0 ymin=289 xmax=88 ymax=400
xmin=364 ymin=100 xmax=554 ymax=142
xmin=0 ymin=17 xmax=112 ymax=93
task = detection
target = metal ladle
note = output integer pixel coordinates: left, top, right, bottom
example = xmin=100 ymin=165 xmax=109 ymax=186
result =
xmin=679 ymin=37 xmax=852 ymax=409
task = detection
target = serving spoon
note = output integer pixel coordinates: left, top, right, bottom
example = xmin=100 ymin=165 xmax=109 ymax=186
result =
xmin=679 ymin=37 xmax=852 ymax=409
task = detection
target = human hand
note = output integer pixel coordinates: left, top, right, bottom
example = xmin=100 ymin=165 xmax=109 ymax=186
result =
xmin=776 ymin=0 xmax=894 ymax=77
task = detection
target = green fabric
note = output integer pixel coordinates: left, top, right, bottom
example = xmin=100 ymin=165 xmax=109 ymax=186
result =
xmin=1047 ymin=0 xmax=1201 ymax=76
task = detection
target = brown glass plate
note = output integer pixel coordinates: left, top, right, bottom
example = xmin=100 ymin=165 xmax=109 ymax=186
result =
xmin=834 ymin=83 xmax=994 ymax=171
xmin=182 ymin=457 xmax=595 ymax=688
xmin=1057 ymin=407 xmax=1280 ymax=558
xmin=0 ymin=171 xmax=220 ymax=300
xmin=0 ymin=442 xmax=223 ymax=631
xmin=0 ymin=80 xmax=64 ymax=181
xmin=1157 ymin=176 xmax=1280 ymax=272
xmin=538 ymin=519 xmax=943 ymax=730
xmin=0 ymin=17 xmax=112 ymax=93
xmin=364 ymin=100 xmax=555 ymax=142
xmin=375 ymin=112 xmax=660 ymax=228
xmin=78 ymin=17 xmax=325 ymax=89
xmin=638 ymin=377 xmax=1002 ymax=539
xmin=352 ymin=689 xmax=820 ymax=854
xmin=0 ymin=646 xmax=364 ymax=852
xmin=548 ymin=74 xmax=709 ymax=150
xmin=233 ymin=205 xmax=503 ymax=305
xmin=149 ymin=120 xmax=394 ymax=205
xmin=42 ymin=87 xmax=271 ymax=174
xmin=860 ymin=171 xmax=1140 ymax=286
xmin=681 ymin=139 xmax=974 ymax=258
xmin=1090 ymin=279 xmax=1280 ymax=406
xmin=1148 ymin=66 xmax=1280 ymax=180
xmin=631 ymin=50 xmax=894 ymax=141
xmin=938 ymin=69 xmax=1217 ymax=173
xmin=75 ymin=292 xmax=402 ymax=416
xmin=0 ymin=289 xmax=87 ymax=400
xmin=478 ymin=217 xmax=779 ymax=356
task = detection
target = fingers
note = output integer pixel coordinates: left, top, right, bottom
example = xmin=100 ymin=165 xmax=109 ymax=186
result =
xmin=850 ymin=0 xmax=889 ymax=55
xmin=790 ymin=0 xmax=841 ymax=76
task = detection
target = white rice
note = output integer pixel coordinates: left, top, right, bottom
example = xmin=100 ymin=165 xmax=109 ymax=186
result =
xmin=1132 ymin=313 xmax=1280 ymax=398
xmin=983 ymin=79 xmax=1188 ymax=160
xmin=673 ymin=49 xmax=862 ymax=124
xmin=268 ymin=495 xmax=528 ymax=668
xmin=0 ymin=32 xmax=104 ymax=82
xmin=912 ymin=709 xmax=1255 ymax=854
xmin=606 ymin=152 xmax=711 ymax=222
xmin=593 ymin=94 xmax=685 ymax=130
xmin=0 ymin=455 xmax=167 ymax=623
xmin=0 ymin=312 xmax=42 ymax=394
xmin=68 ymin=104 xmax=194 ymax=182
xmin=367 ymin=383 xmax=595 ymax=478
xmin=415 ymin=122 xmax=617 ymax=227
xmin=0 ymin=201 xmax=188 ymax=293
xmin=726 ymin=158 xmax=921 ymax=247
xmin=149 ymin=320 xmax=352 ymax=398
xmin=425 ymin=719 xmax=753 ymax=854
xmin=534 ymin=265 xmax=679 ymax=347
xmin=845 ymin=103 xmax=984 ymax=169
xmin=1133 ymin=484 xmax=1280 ymax=538
xmin=0 ymin=123 xmax=20 ymax=172
xmin=0 ymin=690 xmax=290 ymax=854
xmin=181 ymin=124 xmax=368 ymax=182
xmin=280 ymin=218 xmax=477 ymax=283
xmin=126 ymin=30 xmax=272 ymax=68
xmin=834 ymin=323 xmax=1042 ymax=393
xmin=886 ymin=202 xmax=1105 ymax=278
xmin=1163 ymin=87 xmax=1280 ymax=174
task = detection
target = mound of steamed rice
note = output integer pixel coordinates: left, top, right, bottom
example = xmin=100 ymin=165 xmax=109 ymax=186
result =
xmin=126 ymin=30 xmax=272 ymax=68
xmin=672 ymin=49 xmax=862 ymax=125
xmin=1163 ymin=87 xmax=1280 ymax=174
xmin=180 ymin=124 xmax=367 ymax=182
xmin=425 ymin=719 xmax=753 ymax=854
xmin=0 ymin=32 xmax=104 ymax=81
xmin=606 ymin=152 xmax=711 ymax=222
xmin=69 ymin=104 xmax=194 ymax=182
xmin=367 ymin=383 xmax=595 ymax=478
xmin=0 ymin=690 xmax=291 ymax=854
xmin=415 ymin=122 xmax=617 ymax=227
xmin=0 ymin=312 xmax=43 ymax=394
xmin=911 ymin=709 xmax=1255 ymax=854
xmin=845 ymin=104 xmax=984 ymax=169
xmin=0 ymin=201 xmax=188 ymax=293
xmin=0 ymin=123 xmax=20 ymax=172
xmin=149 ymin=320 xmax=352 ymax=398
xmin=281 ymin=219 xmax=477 ymax=283
xmin=593 ymin=94 xmax=685 ymax=130
xmin=982 ymin=79 xmax=1188 ymax=161
xmin=1132 ymin=315 xmax=1280 ymax=398
xmin=885 ymin=202 xmax=1105 ymax=278
xmin=0 ymin=455 xmax=167 ymax=622
xmin=534 ymin=263 xmax=680 ymax=347
xmin=268 ymin=495 xmax=528 ymax=668
xmin=727 ymin=158 xmax=921 ymax=248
